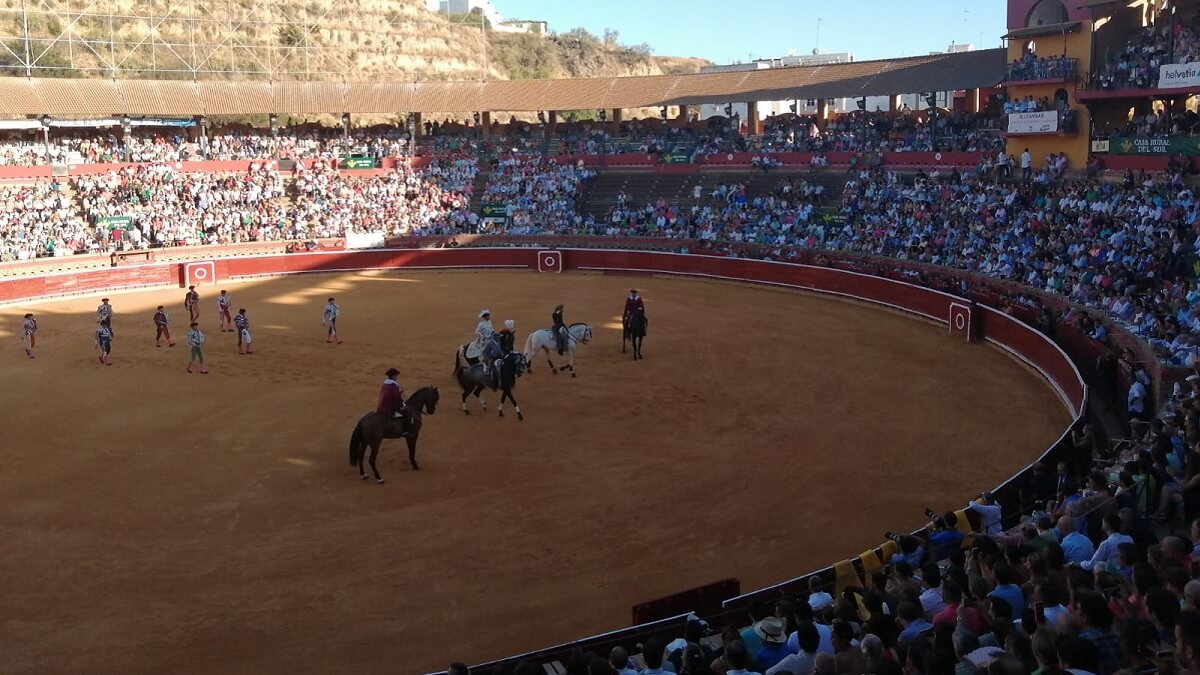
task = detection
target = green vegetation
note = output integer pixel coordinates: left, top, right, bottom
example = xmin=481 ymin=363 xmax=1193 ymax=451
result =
xmin=488 ymin=25 xmax=661 ymax=80
xmin=446 ymin=9 xmax=489 ymax=30
xmin=488 ymin=32 xmax=558 ymax=80
xmin=278 ymin=22 xmax=319 ymax=47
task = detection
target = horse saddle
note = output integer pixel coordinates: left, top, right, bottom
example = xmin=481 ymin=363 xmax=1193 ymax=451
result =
xmin=382 ymin=411 xmax=410 ymax=438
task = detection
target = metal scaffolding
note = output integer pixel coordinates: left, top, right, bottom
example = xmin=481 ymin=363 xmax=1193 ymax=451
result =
xmin=0 ymin=0 xmax=427 ymax=80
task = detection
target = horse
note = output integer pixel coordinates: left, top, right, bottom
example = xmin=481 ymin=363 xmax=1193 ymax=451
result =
xmin=524 ymin=322 xmax=592 ymax=377
xmin=454 ymin=349 xmax=527 ymax=420
xmin=459 ymin=334 xmax=504 ymax=368
xmin=348 ymin=386 xmax=439 ymax=484
xmin=623 ymin=310 xmax=648 ymax=360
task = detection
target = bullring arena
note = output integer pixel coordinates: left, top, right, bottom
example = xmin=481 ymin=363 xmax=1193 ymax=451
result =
xmin=1 ymin=247 xmax=1078 ymax=673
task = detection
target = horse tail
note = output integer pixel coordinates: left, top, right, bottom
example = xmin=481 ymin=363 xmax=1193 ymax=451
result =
xmin=453 ymin=348 xmax=463 ymax=376
xmin=348 ymin=420 xmax=365 ymax=466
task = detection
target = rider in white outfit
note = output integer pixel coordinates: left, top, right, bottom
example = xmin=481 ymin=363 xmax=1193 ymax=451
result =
xmin=473 ymin=310 xmax=495 ymax=372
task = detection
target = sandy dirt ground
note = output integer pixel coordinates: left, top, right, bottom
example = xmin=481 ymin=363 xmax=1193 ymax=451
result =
xmin=0 ymin=270 xmax=1068 ymax=674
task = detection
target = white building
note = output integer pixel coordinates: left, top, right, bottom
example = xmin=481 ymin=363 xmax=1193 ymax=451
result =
xmin=434 ymin=0 xmax=546 ymax=34
xmin=697 ymin=47 xmax=970 ymax=122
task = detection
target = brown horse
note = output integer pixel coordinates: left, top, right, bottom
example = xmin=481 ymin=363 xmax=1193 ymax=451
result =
xmin=347 ymin=386 xmax=439 ymax=484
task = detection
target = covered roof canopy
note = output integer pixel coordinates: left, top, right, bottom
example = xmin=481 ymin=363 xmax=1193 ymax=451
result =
xmin=0 ymin=48 xmax=1006 ymax=117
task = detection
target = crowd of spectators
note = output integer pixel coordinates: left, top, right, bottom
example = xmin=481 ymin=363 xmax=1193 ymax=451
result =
xmin=1092 ymin=14 xmax=1200 ymax=90
xmin=1009 ymin=53 xmax=1077 ymax=82
xmin=0 ymin=126 xmax=415 ymax=167
xmin=759 ymin=111 xmax=1004 ymax=155
xmin=822 ymin=169 xmax=1200 ymax=368
xmin=1002 ymin=97 xmax=1053 ymax=115
xmin=73 ymin=162 xmax=288 ymax=247
xmin=480 ymin=156 xmax=595 ymax=234
xmin=290 ymin=154 xmax=478 ymax=237
xmin=0 ymin=181 xmax=91 ymax=261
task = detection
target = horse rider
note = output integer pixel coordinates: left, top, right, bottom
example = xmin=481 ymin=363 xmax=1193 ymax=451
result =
xmin=552 ymin=304 xmax=566 ymax=355
xmin=623 ymin=289 xmax=645 ymax=328
xmin=473 ymin=310 xmax=495 ymax=374
xmin=494 ymin=319 xmax=516 ymax=355
xmin=377 ymin=367 xmax=409 ymax=436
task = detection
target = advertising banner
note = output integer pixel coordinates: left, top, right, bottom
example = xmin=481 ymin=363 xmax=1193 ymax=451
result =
xmin=342 ymin=156 xmax=375 ymax=169
xmin=1158 ymin=62 xmax=1200 ymax=89
xmin=1107 ymin=136 xmax=1200 ymax=155
xmin=345 ymin=231 xmax=386 ymax=249
xmin=480 ymin=205 xmax=507 ymax=219
xmin=97 ymin=215 xmax=132 ymax=230
xmin=1007 ymin=111 xmax=1059 ymax=134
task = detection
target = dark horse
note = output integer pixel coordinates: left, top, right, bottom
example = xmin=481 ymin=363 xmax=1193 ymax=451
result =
xmin=454 ymin=349 xmax=527 ymax=420
xmin=623 ymin=310 xmax=648 ymax=360
xmin=348 ymin=386 xmax=439 ymax=484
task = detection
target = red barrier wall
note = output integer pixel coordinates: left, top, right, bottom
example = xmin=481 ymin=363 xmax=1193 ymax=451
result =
xmin=0 ymin=165 xmax=53 ymax=179
xmin=0 ymin=246 xmax=1086 ymax=418
xmin=0 ymin=151 xmax=987 ymax=179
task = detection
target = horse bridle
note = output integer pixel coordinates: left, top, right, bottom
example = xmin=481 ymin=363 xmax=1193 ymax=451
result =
xmin=561 ymin=324 xmax=590 ymax=345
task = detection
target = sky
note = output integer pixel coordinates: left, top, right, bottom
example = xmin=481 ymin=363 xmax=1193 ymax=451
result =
xmin=489 ymin=0 xmax=1007 ymax=64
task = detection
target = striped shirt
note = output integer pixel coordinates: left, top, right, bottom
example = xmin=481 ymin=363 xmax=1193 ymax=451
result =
xmin=95 ymin=326 xmax=113 ymax=344
xmin=234 ymin=314 xmax=249 ymax=331
xmin=184 ymin=291 xmax=199 ymax=308
xmin=154 ymin=310 xmax=169 ymax=327
xmin=217 ymin=295 xmax=231 ymax=310
xmin=96 ymin=304 xmax=112 ymax=323
xmin=187 ymin=328 xmax=205 ymax=347
xmin=323 ymin=303 xmax=340 ymax=322
xmin=22 ymin=317 xmax=36 ymax=335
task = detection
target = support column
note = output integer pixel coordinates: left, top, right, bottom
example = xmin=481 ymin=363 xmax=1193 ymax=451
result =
xmin=967 ymin=88 xmax=981 ymax=114
xmin=611 ymin=108 xmax=622 ymax=136
xmin=888 ymin=95 xmax=900 ymax=113
xmin=676 ymin=104 xmax=691 ymax=128
xmin=746 ymin=102 xmax=761 ymax=135
xmin=816 ymin=99 xmax=829 ymax=132
xmin=412 ymin=112 xmax=423 ymax=139
xmin=480 ymin=111 xmax=491 ymax=139
xmin=548 ymin=110 xmax=558 ymax=134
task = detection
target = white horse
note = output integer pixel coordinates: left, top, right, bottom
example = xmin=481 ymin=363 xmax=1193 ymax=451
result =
xmin=523 ymin=322 xmax=592 ymax=377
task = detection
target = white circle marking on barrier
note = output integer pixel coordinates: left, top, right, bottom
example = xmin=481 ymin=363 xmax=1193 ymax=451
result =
xmin=193 ymin=266 xmax=209 ymax=280
xmin=543 ymin=255 xmax=557 ymax=267
xmin=954 ymin=312 xmax=966 ymax=330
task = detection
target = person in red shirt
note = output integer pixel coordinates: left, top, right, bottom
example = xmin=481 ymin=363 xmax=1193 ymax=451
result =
xmin=376 ymin=367 xmax=408 ymax=435
xmin=931 ymin=579 xmax=987 ymax=635
xmin=623 ymin=289 xmax=645 ymax=326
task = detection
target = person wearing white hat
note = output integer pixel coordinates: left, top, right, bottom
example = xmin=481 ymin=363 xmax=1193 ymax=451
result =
xmin=471 ymin=310 xmax=496 ymax=374
xmin=752 ymin=616 xmax=791 ymax=672
xmin=494 ymin=319 xmax=516 ymax=354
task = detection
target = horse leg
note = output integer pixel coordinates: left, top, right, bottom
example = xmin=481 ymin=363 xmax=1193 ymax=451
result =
xmin=475 ymin=385 xmax=487 ymax=412
xmin=368 ymin=441 xmax=384 ymax=484
xmin=506 ymin=389 xmax=523 ymax=421
xmin=569 ymin=350 xmax=577 ymax=378
xmin=622 ymin=328 xmax=627 ymax=353
xmin=461 ymin=389 xmax=471 ymax=415
xmin=407 ymin=435 xmax=419 ymax=471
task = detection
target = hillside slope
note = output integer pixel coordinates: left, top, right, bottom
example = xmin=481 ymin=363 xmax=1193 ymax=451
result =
xmin=0 ymin=0 xmax=709 ymax=83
